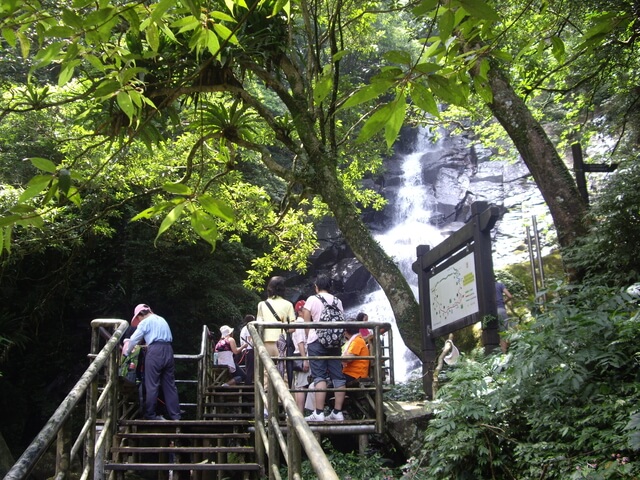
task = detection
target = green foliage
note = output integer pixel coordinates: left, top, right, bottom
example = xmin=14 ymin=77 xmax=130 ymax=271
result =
xmin=403 ymin=283 xmax=640 ymax=479
xmin=281 ymin=438 xmax=400 ymax=480
xmin=565 ymin=159 xmax=640 ymax=287
xmin=385 ymin=377 xmax=428 ymax=402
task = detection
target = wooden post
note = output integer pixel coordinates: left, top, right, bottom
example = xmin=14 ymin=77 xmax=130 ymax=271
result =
xmin=473 ymin=201 xmax=500 ymax=353
xmin=572 ymin=143 xmax=589 ymax=205
xmin=416 ymin=244 xmax=436 ymax=399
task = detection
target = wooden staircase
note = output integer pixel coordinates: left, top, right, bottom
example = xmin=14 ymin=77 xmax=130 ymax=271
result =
xmin=104 ymin=384 xmax=262 ymax=479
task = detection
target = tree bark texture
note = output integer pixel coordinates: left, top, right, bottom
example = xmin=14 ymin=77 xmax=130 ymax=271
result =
xmin=485 ymin=63 xmax=589 ymax=253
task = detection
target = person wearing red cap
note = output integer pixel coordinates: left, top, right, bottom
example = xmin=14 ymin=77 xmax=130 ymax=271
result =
xmin=123 ymin=304 xmax=181 ymax=420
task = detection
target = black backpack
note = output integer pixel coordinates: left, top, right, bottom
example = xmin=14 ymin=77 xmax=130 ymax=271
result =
xmin=315 ymin=294 xmax=344 ymax=348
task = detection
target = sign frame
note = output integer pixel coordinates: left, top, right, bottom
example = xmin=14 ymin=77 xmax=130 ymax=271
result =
xmin=412 ymin=201 xmax=500 ymax=399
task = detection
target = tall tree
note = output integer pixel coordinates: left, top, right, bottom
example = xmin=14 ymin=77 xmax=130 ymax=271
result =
xmin=0 ymin=1 xmax=424 ymax=354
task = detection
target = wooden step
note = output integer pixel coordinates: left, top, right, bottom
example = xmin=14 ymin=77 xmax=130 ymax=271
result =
xmin=112 ymin=446 xmax=254 ymax=454
xmin=118 ymin=419 xmax=254 ymax=428
xmin=104 ymin=462 xmax=262 ymax=472
xmin=117 ymin=432 xmax=251 ymax=440
xmin=203 ymin=401 xmax=254 ymax=407
xmin=202 ymin=413 xmax=254 ymax=420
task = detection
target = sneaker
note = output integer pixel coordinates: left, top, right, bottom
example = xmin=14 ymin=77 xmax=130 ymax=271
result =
xmin=144 ymin=415 xmax=166 ymax=421
xmin=304 ymin=411 xmax=325 ymax=422
xmin=327 ymin=410 xmax=344 ymax=421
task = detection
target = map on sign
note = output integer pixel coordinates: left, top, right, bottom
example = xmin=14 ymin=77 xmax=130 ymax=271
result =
xmin=429 ymin=252 xmax=479 ymax=330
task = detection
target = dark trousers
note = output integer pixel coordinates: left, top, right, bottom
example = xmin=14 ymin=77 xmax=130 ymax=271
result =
xmin=244 ymin=349 xmax=255 ymax=384
xmin=144 ymin=342 xmax=181 ymax=419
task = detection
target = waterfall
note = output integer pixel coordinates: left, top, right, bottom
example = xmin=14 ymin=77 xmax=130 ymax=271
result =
xmin=346 ymin=129 xmax=445 ymax=382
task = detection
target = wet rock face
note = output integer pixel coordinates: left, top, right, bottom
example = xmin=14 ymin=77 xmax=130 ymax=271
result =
xmin=287 ymin=128 xmax=555 ymax=307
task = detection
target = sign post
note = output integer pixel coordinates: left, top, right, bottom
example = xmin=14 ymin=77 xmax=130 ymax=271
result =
xmin=412 ymin=201 xmax=500 ymax=399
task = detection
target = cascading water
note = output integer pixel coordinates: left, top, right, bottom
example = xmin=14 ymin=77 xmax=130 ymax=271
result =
xmin=346 ymin=129 xmax=446 ymax=382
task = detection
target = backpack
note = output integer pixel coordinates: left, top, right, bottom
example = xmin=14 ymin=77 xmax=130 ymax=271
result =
xmin=119 ymin=345 xmax=144 ymax=386
xmin=315 ymin=294 xmax=345 ymax=348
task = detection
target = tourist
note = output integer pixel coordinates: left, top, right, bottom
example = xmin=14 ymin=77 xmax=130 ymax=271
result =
xmin=342 ymin=325 xmax=370 ymax=384
xmin=292 ymin=300 xmax=310 ymax=412
xmin=256 ymin=276 xmax=296 ymax=366
xmin=239 ymin=315 xmax=255 ymax=384
xmin=302 ymin=275 xmax=347 ymax=422
xmin=356 ymin=311 xmax=372 ymax=339
xmin=123 ymin=304 xmax=181 ymax=420
xmin=496 ymin=281 xmax=514 ymax=353
xmin=215 ymin=325 xmax=247 ymax=385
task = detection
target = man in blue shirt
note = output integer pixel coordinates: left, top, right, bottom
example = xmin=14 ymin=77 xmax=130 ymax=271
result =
xmin=123 ymin=304 xmax=181 ymax=420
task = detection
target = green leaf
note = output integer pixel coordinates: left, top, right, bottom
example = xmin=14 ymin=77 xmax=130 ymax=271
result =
xmin=62 ymin=8 xmax=84 ymax=29
xmin=94 ymin=80 xmax=120 ymax=98
xmin=117 ymin=91 xmax=135 ymax=123
xmin=15 ymin=215 xmax=44 ymax=228
xmin=474 ymin=78 xmax=493 ymax=103
xmin=212 ymin=23 xmax=239 ymax=45
xmin=438 ymin=8 xmax=455 ymax=40
xmin=84 ymin=7 xmax=115 ymax=28
xmin=145 ymin=23 xmax=160 ymax=52
xmin=457 ymin=0 xmax=500 ymax=22
xmin=410 ymin=83 xmax=439 ymax=117
xmin=550 ymin=36 xmax=565 ymax=63
xmin=155 ymin=202 xmax=186 ymax=245
xmin=45 ymin=26 xmax=76 ymax=38
xmin=33 ymin=41 xmax=63 ymax=68
xmin=412 ymin=0 xmax=439 ymax=16
xmin=162 ymin=182 xmax=192 ymax=195
xmin=16 ymin=31 xmax=30 ymax=59
xmin=332 ymin=50 xmax=348 ymax=62
xmin=0 ymin=215 xmax=22 ymax=228
xmin=385 ymin=93 xmax=406 ymax=148
xmin=205 ymin=29 xmax=221 ymax=57
xmin=66 ymin=186 xmax=81 ymax=207
xmin=271 ymin=0 xmax=290 ymax=18
xmin=340 ymin=79 xmax=394 ymax=110
xmin=210 ymin=11 xmax=236 ymax=23
xmin=383 ymin=50 xmax=412 ymax=65
xmin=356 ymin=102 xmax=396 ymax=145
xmin=190 ymin=210 xmax=219 ymax=250
xmin=29 ymin=157 xmax=57 ymax=173
xmin=42 ymin=181 xmax=58 ymax=205
xmin=583 ymin=13 xmax=618 ymax=40
xmin=19 ymin=175 xmax=52 ymax=202
xmin=414 ymin=62 xmax=441 ymax=74
xmin=198 ymin=194 xmax=235 ymax=222
xmin=313 ymin=69 xmax=333 ymax=106
xmin=131 ymin=201 xmax=175 ymax=221
xmin=172 ymin=15 xmax=201 ymax=33
xmin=2 ymin=28 xmax=16 ymax=47
xmin=58 ymin=60 xmax=80 ymax=86
xmin=150 ymin=0 xmax=174 ymax=24
xmin=428 ymin=74 xmax=466 ymax=105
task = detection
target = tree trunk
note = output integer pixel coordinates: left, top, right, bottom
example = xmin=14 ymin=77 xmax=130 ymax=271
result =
xmin=485 ymin=63 xmax=589 ymax=254
xmin=312 ymin=161 xmax=422 ymax=356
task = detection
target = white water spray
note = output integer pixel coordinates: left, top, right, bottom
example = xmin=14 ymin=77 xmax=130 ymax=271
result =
xmin=347 ymin=130 xmax=446 ymax=382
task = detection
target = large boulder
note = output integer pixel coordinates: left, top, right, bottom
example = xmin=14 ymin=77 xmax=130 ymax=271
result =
xmin=383 ymin=400 xmax=434 ymax=458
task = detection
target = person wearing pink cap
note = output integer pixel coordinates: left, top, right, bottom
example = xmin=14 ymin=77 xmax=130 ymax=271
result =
xmin=123 ymin=304 xmax=181 ymax=420
xmin=292 ymin=300 xmax=310 ymax=411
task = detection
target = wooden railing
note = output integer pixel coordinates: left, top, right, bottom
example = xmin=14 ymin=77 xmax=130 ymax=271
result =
xmin=4 ymin=319 xmax=393 ymax=480
xmin=250 ymin=320 xmax=393 ymax=480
